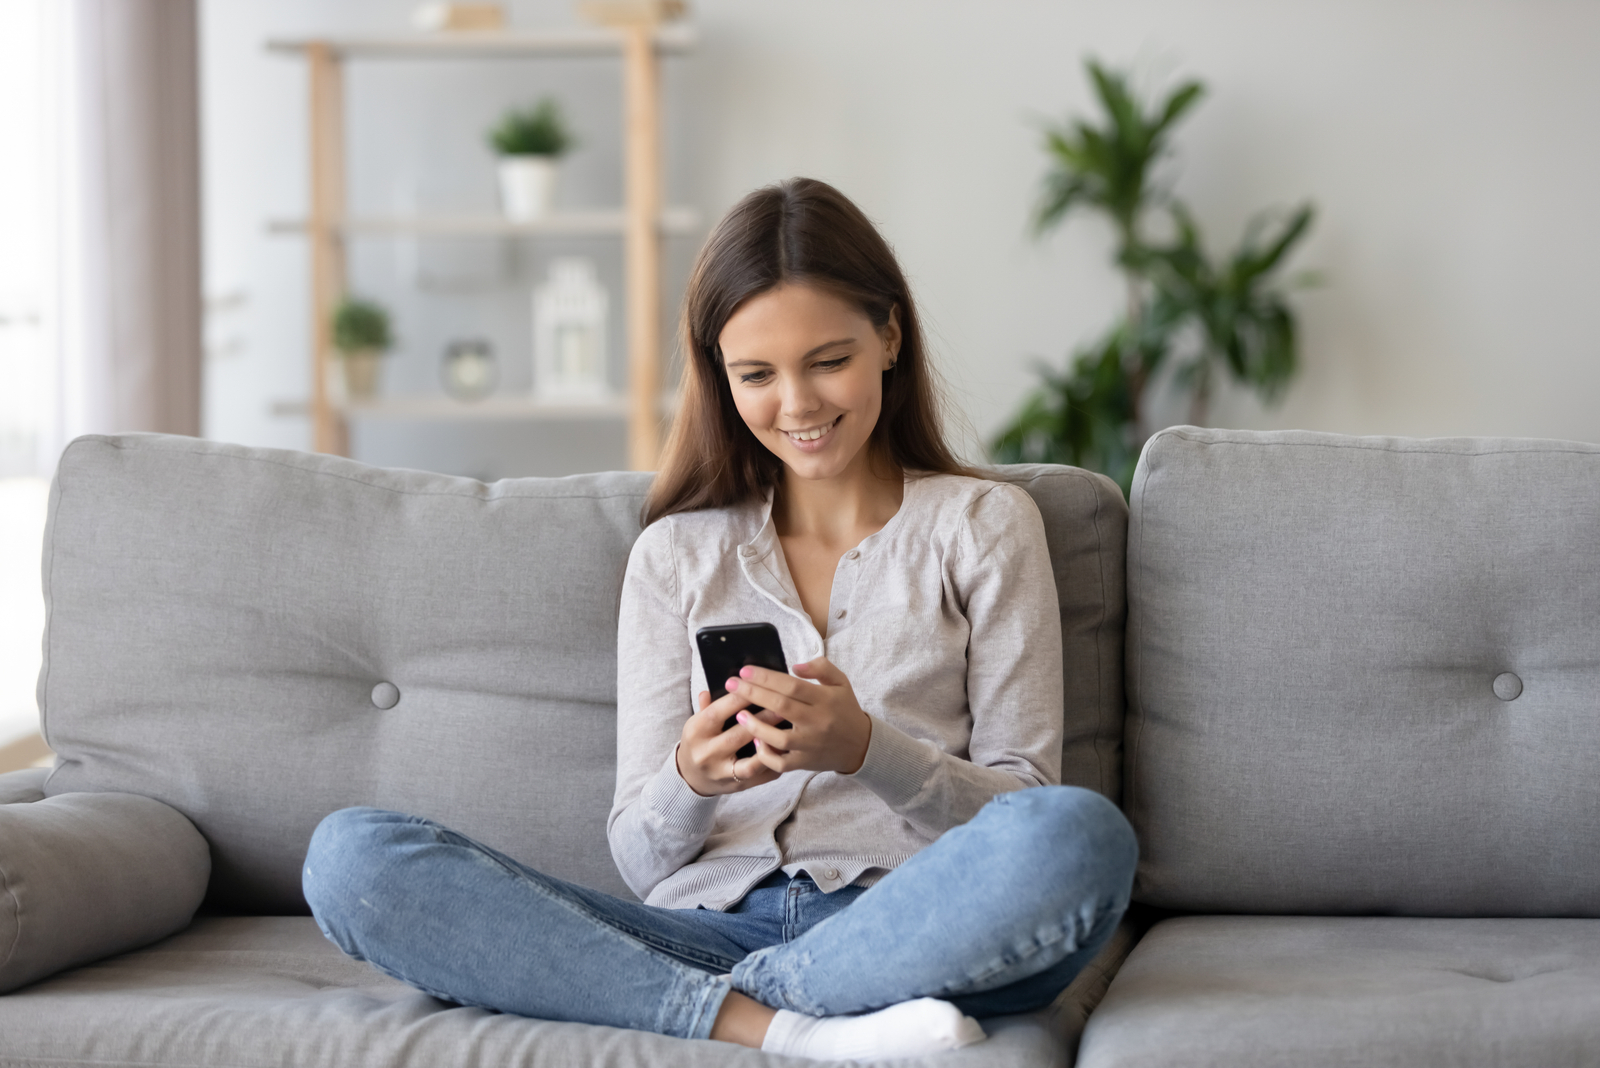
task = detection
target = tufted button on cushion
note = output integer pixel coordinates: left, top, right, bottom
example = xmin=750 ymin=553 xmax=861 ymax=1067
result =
xmin=369 ymin=682 xmax=400 ymax=710
xmin=1492 ymin=672 xmax=1523 ymax=702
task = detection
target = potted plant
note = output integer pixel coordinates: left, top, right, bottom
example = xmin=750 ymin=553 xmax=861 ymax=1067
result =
xmin=330 ymin=297 xmax=393 ymax=400
xmin=488 ymin=98 xmax=574 ymax=220
xmin=991 ymin=60 xmax=1317 ymax=496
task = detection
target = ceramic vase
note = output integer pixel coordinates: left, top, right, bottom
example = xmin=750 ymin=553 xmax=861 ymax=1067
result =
xmin=497 ymin=156 xmax=558 ymax=221
xmin=341 ymin=349 xmax=383 ymax=400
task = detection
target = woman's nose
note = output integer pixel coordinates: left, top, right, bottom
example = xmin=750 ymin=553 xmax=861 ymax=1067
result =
xmin=779 ymin=377 xmax=820 ymax=418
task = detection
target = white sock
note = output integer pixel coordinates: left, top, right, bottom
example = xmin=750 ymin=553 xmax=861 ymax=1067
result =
xmin=760 ymin=997 xmax=986 ymax=1061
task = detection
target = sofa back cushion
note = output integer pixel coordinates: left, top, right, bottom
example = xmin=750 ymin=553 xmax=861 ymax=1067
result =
xmin=41 ymin=436 xmax=1125 ymax=914
xmin=1125 ymin=427 xmax=1600 ymax=916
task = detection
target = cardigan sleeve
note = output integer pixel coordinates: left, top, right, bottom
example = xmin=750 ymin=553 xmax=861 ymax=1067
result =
xmin=850 ymin=482 xmax=1064 ymax=837
xmin=606 ymin=519 xmax=721 ymax=899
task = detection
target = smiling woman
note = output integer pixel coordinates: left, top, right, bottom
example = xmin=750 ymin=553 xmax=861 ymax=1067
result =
xmin=717 ymin=283 xmax=907 ymax=633
xmin=644 ymin=177 xmax=973 ymax=525
xmin=301 ymin=177 xmax=1137 ymax=1061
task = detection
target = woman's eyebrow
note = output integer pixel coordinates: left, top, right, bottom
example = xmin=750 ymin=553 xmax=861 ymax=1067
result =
xmin=725 ymin=338 xmax=856 ymax=368
xmin=803 ymin=338 xmax=855 ymax=358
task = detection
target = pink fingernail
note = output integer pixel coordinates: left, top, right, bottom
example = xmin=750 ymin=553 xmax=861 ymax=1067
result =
xmin=740 ymin=666 xmax=754 ymax=679
xmin=736 ymin=712 xmax=749 ymax=724
xmin=726 ymin=678 xmax=739 ymax=692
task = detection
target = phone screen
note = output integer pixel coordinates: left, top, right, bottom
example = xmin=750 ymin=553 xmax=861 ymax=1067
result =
xmin=695 ymin=623 xmax=791 ymax=759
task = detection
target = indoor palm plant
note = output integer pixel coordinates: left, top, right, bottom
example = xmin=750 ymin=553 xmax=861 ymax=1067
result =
xmin=488 ymin=98 xmax=575 ymax=221
xmin=331 ymin=297 xmax=393 ymax=401
xmin=992 ymin=60 xmax=1317 ymax=495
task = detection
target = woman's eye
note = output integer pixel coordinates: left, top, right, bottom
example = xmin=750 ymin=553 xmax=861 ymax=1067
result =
xmin=815 ymin=356 xmax=850 ymax=371
xmin=738 ymin=370 xmax=772 ymax=384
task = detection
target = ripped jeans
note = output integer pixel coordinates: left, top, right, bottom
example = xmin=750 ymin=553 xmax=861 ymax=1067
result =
xmin=302 ymin=786 xmax=1137 ymax=1041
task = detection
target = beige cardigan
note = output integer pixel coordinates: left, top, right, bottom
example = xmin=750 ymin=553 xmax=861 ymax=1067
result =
xmin=607 ymin=473 xmax=1064 ymax=910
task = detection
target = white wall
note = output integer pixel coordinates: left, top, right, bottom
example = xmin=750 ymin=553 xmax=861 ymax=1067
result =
xmin=202 ymin=0 xmax=1600 ymax=468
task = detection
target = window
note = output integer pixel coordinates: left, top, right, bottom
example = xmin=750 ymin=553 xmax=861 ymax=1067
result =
xmin=0 ymin=0 xmax=57 ymax=757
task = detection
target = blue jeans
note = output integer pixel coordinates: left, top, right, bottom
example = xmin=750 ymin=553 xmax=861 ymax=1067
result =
xmin=303 ymin=786 xmax=1136 ymax=1041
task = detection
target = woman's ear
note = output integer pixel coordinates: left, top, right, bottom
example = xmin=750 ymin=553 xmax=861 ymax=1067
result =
xmin=882 ymin=305 xmax=903 ymax=369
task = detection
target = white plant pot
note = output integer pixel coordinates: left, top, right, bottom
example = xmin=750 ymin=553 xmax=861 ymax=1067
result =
xmin=497 ymin=156 xmax=558 ymax=221
xmin=340 ymin=349 xmax=384 ymax=400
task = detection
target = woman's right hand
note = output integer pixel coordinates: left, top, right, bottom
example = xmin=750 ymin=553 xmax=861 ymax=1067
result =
xmin=676 ymin=689 xmax=784 ymax=797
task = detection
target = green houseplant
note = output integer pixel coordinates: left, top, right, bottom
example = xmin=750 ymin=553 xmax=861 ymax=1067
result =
xmin=992 ymin=60 xmax=1316 ymax=495
xmin=488 ymin=98 xmax=575 ymax=221
xmin=330 ymin=297 xmax=393 ymax=401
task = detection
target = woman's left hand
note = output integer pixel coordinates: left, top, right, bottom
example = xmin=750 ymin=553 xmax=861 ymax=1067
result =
xmin=727 ymin=656 xmax=872 ymax=776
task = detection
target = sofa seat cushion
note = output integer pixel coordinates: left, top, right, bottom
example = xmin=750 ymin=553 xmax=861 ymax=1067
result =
xmin=1077 ymin=916 xmax=1600 ymax=1068
xmin=0 ymin=916 xmax=1079 ymax=1067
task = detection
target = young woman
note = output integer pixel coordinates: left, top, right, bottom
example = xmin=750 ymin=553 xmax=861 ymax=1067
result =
xmin=304 ymin=178 xmax=1136 ymax=1061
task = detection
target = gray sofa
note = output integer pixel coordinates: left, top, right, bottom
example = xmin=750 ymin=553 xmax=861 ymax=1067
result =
xmin=1 ymin=427 xmax=1595 ymax=1067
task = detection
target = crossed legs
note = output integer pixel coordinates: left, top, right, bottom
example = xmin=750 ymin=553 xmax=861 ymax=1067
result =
xmin=303 ymin=786 xmax=1137 ymax=1049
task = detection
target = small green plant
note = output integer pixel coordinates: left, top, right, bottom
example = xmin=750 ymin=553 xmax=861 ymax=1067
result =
xmin=488 ymin=98 xmax=574 ymax=157
xmin=331 ymin=297 xmax=392 ymax=354
xmin=993 ymin=59 xmax=1317 ymax=496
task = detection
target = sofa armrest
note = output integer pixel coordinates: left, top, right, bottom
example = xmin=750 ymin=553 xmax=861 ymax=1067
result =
xmin=0 ymin=768 xmax=49 ymax=805
xmin=0 ymin=792 xmax=210 ymax=994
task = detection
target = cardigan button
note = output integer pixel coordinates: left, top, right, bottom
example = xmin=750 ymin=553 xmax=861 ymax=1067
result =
xmin=1492 ymin=672 xmax=1522 ymax=701
xmin=370 ymin=682 xmax=400 ymax=710
xmin=845 ymin=549 xmax=859 ymax=560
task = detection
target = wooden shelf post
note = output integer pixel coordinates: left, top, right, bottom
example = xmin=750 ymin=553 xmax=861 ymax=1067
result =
xmin=307 ymin=43 xmax=348 ymax=456
xmin=621 ymin=23 xmax=663 ymax=471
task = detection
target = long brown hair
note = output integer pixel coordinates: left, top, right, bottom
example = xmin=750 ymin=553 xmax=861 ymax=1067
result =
xmin=645 ymin=178 xmax=972 ymax=525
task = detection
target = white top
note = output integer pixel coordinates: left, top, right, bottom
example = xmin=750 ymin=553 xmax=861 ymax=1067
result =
xmin=607 ymin=473 xmax=1065 ymax=910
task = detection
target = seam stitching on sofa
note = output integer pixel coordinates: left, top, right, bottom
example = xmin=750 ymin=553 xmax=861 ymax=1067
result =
xmin=84 ymin=437 xmax=650 ymax=503
xmin=0 ymin=852 xmax=22 ymax=971
xmin=1124 ymin=443 xmax=1153 ymax=831
xmin=1161 ymin=429 xmax=1600 ymax=458
xmin=0 ymin=1059 xmax=263 ymax=1068
xmin=37 ymin=462 xmax=62 ymax=790
xmin=1084 ymin=471 xmax=1112 ymax=798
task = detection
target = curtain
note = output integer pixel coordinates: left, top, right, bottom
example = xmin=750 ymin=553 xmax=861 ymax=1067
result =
xmin=54 ymin=0 xmax=203 ymax=457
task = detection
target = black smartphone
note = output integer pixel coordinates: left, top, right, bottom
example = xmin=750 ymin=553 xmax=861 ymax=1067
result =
xmin=695 ymin=623 xmax=791 ymax=760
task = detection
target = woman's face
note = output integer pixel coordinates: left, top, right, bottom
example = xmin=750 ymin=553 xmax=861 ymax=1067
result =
xmin=717 ymin=283 xmax=900 ymax=484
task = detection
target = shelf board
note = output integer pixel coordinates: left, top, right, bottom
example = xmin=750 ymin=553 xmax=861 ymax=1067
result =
xmin=340 ymin=394 xmax=630 ymax=421
xmin=267 ymin=207 xmax=699 ymax=237
xmin=266 ymin=25 xmax=696 ymax=59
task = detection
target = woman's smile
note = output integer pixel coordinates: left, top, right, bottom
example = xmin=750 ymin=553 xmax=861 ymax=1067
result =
xmin=781 ymin=415 xmax=842 ymax=450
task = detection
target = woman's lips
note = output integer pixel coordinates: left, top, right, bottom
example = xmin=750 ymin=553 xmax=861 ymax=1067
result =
xmin=781 ymin=415 xmax=841 ymax=452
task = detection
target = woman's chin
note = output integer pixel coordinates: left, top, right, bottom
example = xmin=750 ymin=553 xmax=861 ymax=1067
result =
xmin=778 ymin=444 xmax=867 ymax=483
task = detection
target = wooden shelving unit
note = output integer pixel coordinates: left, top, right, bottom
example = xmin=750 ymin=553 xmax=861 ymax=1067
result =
xmin=344 ymin=394 xmax=630 ymax=421
xmin=267 ymin=16 xmax=694 ymax=469
xmin=266 ymin=208 xmax=700 ymax=238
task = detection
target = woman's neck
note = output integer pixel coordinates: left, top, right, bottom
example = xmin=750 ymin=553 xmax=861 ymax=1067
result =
xmin=772 ymin=451 xmax=904 ymax=548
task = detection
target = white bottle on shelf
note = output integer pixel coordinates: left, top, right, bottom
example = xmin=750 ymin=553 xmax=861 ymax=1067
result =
xmin=533 ymin=257 xmax=610 ymax=403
